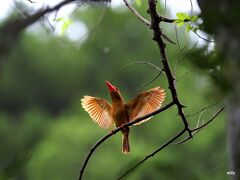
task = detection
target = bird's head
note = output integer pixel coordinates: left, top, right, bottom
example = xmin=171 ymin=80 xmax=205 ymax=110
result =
xmin=106 ymin=81 xmax=119 ymax=92
xmin=105 ymin=81 xmax=122 ymax=102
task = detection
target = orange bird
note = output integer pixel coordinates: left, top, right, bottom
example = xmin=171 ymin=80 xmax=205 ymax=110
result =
xmin=81 ymin=81 xmax=165 ymax=154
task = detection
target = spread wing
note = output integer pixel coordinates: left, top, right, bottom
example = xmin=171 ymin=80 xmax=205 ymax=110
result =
xmin=125 ymin=87 xmax=166 ymax=125
xmin=81 ymin=96 xmax=113 ymax=129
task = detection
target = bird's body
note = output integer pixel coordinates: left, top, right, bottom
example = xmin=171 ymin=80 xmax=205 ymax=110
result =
xmin=109 ymin=90 xmax=130 ymax=153
xmin=81 ymin=81 xmax=165 ymax=154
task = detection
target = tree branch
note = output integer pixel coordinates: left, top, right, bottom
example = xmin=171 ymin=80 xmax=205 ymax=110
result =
xmin=78 ymin=101 xmax=175 ymax=180
xmin=0 ymin=0 xmax=77 ymax=58
xmin=191 ymin=105 xmax=225 ymax=132
xmin=27 ymin=0 xmax=35 ymax=3
xmin=147 ymin=0 xmax=192 ymax=137
xmin=177 ymin=105 xmax=225 ymax=144
xmin=118 ymin=105 xmax=225 ymax=179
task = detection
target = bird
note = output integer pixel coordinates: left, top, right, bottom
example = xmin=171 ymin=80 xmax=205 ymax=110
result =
xmin=81 ymin=81 xmax=166 ymax=154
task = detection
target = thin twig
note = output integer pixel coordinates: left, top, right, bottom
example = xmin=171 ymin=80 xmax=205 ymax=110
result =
xmin=186 ymin=102 xmax=218 ymax=117
xmin=175 ymin=25 xmax=182 ymax=51
xmin=4 ymin=0 xmax=77 ymax=30
xmin=192 ymin=105 xmax=225 ymax=131
xmin=62 ymin=8 xmax=108 ymax=49
xmin=78 ymin=101 xmax=175 ymax=180
xmin=28 ymin=0 xmax=35 ymax=3
xmin=122 ymin=0 xmax=183 ymax=25
xmin=193 ymin=30 xmax=215 ymax=43
xmin=110 ymin=61 xmax=164 ymax=93
xmin=177 ymin=41 xmax=199 ymax=65
xmin=132 ymin=69 xmax=163 ymax=93
xmin=122 ymin=0 xmax=177 ymax=44
xmin=122 ymin=0 xmax=151 ymax=26
xmin=161 ymin=32 xmax=176 ymax=44
xmin=110 ymin=61 xmax=163 ymax=83
xmin=176 ymin=71 xmax=189 ymax=82
xmin=177 ymin=105 xmax=225 ymax=144
xmin=174 ymin=41 xmax=198 ymax=78
xmin=44 ymin=17 xmax=55 ymax=32
xmin=174 ymin=46 xmax=186 ymax=77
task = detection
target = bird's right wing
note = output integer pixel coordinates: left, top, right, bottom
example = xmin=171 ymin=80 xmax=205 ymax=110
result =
xmin=81 ymin=96 xmax=113 ymax=129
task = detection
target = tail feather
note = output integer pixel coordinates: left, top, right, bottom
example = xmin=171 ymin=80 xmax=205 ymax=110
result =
xmin=122 ymin=133 xmax=130 ymax=154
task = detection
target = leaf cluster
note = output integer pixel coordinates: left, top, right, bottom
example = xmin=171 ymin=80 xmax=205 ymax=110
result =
xmin=174 ymin=12 xmax=199 ymax=33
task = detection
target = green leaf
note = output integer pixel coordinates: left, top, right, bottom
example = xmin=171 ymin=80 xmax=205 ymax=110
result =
xmin=135 ymin=0 xmax=142 ymax=6
xmin=55 ymin=18 xmax=72 ymax=35
xmin=177 ymin=22 xmax=185 ymax=27
xmin=185 ymin=24 xmax=192 ymax=32
xmin=176 ymin=12 xmax=190 ymax=21
xmin=56 ymin=18 xmax=64 ymax=22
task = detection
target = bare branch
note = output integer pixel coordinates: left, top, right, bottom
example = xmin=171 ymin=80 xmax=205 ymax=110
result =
xmin=122 ymin=0 xmax=151 ymax=26
xmin=186 ymin=102 xmax=218 ymax=117
xmin=177 ymin=41 xmax=199 ymax=65
xmin=175 ymin=71 xmax=190 ymax=82
xmin=161 ymin=32 xmax=176 ymax=44
xmin=147 ymin=0 xmax=192 ymax=137
xmin=177 ymin=105 xmax=225 ymax=144
xmin=122 ymin=0 xmax=176 ymax=44
xmin=174 ymin=46 xmax=187 ymax=76
xmin=28 ymin=0 xmax=35 ymax=3
xmin=118 ymin=105 xmax=225 ymax=179
xmin=191 ymin=105 xmax=225 ymax=132
xmin=174 ymin=41 xmax=198 ymax=77
xmin=175 ymin=25 xmax=183 ymax=51
xmin=194 ymin=31 xmax=215 ymax=42
xmin=0 ymin=0 xmax=78 ymax=58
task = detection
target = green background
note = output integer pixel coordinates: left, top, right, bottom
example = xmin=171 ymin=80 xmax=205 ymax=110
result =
xmin=0 ymin=2 xmax=227 ymax=180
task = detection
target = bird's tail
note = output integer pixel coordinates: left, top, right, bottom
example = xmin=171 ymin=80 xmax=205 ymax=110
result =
xmin=122 ymin=133 xmax=130 ymax=154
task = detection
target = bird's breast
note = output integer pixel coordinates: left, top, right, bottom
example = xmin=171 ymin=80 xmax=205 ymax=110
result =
xmin=111 ymin=105 xmax=129 ymax=127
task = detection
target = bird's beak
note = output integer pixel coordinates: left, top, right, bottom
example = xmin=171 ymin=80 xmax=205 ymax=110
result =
xmin=106 ymin=81 xmax=117 ymax=92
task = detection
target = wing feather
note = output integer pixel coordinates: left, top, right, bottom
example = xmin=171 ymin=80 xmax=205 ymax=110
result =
xmin=126 ymin=87 xmax=166 ymax=125
xmin=81 ymin=96 xmax=113 ymax=129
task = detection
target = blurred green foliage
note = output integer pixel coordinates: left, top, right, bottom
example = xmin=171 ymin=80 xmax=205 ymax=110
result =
xmin=0 ymin=2 xmax=227 ymax=180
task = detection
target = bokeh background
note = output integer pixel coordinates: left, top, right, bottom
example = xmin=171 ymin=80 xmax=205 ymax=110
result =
xmin=0 ymin=1 xmax=228 ymax=180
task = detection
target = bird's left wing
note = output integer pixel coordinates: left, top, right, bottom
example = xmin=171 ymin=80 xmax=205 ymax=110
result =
xmin=125 ymin=87 xmax=166 ymax=125
xmin=81 ymin=96 xmax=113 ymax=129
